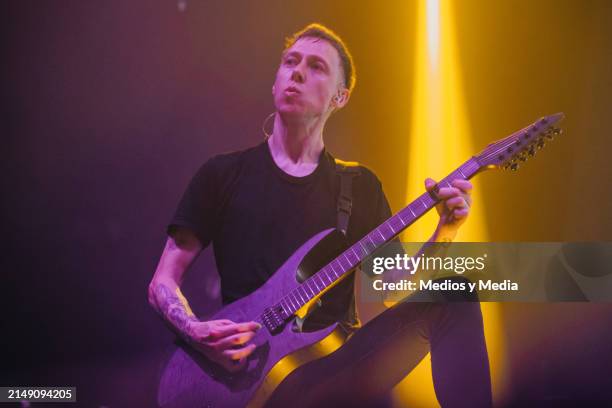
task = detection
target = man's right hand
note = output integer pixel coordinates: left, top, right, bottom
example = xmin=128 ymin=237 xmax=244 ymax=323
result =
xmin=149 ymin=231 xmax=261 ymax=373
xmin=185 ymin=319 xmax=262 ymax=373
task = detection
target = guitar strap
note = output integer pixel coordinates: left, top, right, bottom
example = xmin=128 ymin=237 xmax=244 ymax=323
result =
xmin=334 ymin=158 xmax=361 ymax=236
xmin=293 ymin=159 xmax=361 ymax=334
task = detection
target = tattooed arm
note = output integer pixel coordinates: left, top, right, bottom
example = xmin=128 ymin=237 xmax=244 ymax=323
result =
xmin=148 ymin=227 xmax=260 ymax=373
xmin=148 ymin=227 xmax=202 ymax=340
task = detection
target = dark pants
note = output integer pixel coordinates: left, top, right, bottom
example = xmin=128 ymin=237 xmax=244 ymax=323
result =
xmin=266 ymin=277 xmax=492 ymax=408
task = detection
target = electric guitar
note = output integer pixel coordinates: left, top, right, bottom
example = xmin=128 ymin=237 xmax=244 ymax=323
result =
xmin=157 ymin=113 xmax=565 ymax=408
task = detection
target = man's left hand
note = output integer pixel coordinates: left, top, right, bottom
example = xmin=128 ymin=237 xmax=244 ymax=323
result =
xmin=425 ymin=178 xmax=473 ymax=235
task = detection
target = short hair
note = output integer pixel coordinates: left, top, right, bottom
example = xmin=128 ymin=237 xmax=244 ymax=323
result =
xmin=284 ymin=23 xmax=356 ymax=93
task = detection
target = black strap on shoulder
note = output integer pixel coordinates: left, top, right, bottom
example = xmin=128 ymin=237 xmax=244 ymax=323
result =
xmin=334 ymin=158 xmax=361 ymax=236
xmin=291 ymin=158 xmax=361 ymax=334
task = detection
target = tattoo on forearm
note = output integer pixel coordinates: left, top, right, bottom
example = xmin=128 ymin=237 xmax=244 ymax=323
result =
xmin=153 ymin=284 xmax=198 ymax=338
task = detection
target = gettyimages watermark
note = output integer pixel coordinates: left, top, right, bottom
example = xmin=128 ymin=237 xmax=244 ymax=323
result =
xmin=358 ymin=242 xmax=612 ymax=302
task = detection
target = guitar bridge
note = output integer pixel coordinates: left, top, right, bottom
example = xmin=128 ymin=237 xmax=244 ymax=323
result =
xmin=261 ymin=304 xmax=286 ymax=333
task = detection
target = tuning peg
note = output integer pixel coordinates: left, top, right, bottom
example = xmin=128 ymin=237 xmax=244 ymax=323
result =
xmin=518 ymin=152 xmax=527 ymax=162
xmin=537 ymin=139 xmax=545 ymax=149
xmin=510 ymin=162 xmax=520 ymax=171
xmin=552 ymin=127 xmax=562 ymax=136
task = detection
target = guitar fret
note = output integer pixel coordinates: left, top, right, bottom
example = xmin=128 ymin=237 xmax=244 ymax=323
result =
xmin=398 ymin=216 xmax=406 ymax=226
xmin=293 ymin=288 xmax=304 ymax=309
xmin=334 ymin=259 xmax=342 ymax=278
xmin=321 ymin=269 xmax=331 ymax=285
xmin=295 ymin=288 xmax=304 ymax=303
xmin=377 ymin=229 xmax=385 ymax=241
xmin=279 ymin=301 xmax=289 ymax=316
xmin=368 ymin=235 xmax=376 ymax=248
xmin=306 ymin=281 xmax=315 ymax=297
xmin=409 ymin=206 xmax=416 ymax=218
xmin=290 ymin=292 xmax=299 ymax=309
xmin=308 ymin=283 xmax=316 ymax=298
xmin=318 ymin=275 xmax=326 ymax=289
xmin=338 ymin=256 xmax=351 ymax=275
xmin=388 ymin=222 xmax=396 ymax=234
xmin=288 ymin=297 xmax=297 ymax=312
xmin=459 ymin=168 xmax=466 ymax=178
xmin=344 ymin=252 xmax=353 ymax=267
xmin=312 ymin=278 xmax=322 ymax=292
xmin=420 ymin=199 xmax=427 ymax=209
xmin=297 ymin=288 xmax=307 ymax=303
xmin=330 ymin=263 xmax=339 ymax=276
xmin=359 ymin=240 xmax=369 ymax=255
xmin=396 ymin=219 xmax=404 ymax=231
xmin=293 ymin=292 xmax=301 ymax=308
xmin=317 ymin=275 xmax=327 ymax=290
xmin=338 ymin=256 xmax=348 ymax=271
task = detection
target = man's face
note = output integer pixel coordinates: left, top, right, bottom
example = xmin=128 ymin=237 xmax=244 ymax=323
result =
xmin=273 ymin=37 xmax=345 ymax=119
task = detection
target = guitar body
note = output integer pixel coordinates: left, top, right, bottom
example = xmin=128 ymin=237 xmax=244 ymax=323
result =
xmin=158 ymin=228 xmax=348 ymax=408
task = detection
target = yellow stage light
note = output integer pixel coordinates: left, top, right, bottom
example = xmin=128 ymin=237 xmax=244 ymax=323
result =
xmin=392 ymin=1 xmax=506 ymax=406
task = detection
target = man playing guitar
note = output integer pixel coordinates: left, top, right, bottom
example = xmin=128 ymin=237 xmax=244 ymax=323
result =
xmin=149 ymin=23 xmax=492 ymax=407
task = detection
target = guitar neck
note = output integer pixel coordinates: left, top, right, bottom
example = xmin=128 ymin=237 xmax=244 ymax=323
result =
xmin=276 ymin=157 xmax=482 ymax=316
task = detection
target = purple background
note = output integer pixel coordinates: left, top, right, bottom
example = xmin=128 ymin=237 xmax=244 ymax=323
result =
xmin=3 ymin=1 xmax=612 ymax=406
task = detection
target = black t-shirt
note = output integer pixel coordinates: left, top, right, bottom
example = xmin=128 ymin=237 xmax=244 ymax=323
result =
xmin=168 ymin=140 xmax=391 ymax=329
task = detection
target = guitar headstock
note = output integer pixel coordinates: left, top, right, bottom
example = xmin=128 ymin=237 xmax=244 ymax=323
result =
xmin=475 ymin=112 xmax=564 ymax=171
